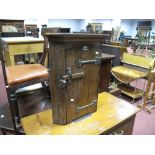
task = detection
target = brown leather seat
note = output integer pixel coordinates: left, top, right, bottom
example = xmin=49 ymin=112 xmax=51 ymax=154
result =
xmin=6 ymin=64 xmax=48 ymax=86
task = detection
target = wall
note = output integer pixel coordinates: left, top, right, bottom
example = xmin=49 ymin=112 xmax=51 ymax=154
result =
xmin=24 ymin=19 xmax=155 ymax=38
xmin=79 ymin=19 xmax=90 ymax=31
xmin=24 ymin=19 xmax=38 ymax=25
xmin=48 ymin=19 xmax=113 ymax=32
xmin=120 ymin=19 xmax=134 ymax=36
xmin=48 ymin=19 xmax=82 ymax=32
xmin=91 ymin=19 xmax=113 ymax=30
xmin=79 ymin=19 xmax=113 ymax=31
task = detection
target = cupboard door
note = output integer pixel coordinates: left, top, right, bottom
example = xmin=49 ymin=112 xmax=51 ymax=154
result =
xmin=65 ymin=43 xmax=101 ymax=123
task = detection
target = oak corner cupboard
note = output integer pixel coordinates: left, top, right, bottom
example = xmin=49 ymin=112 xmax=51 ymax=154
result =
xmin=46 ymin=33 xmax=106 ymax=125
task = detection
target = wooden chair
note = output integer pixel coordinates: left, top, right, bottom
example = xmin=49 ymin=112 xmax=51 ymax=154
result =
xmin=138 ymin=69 xmax=155 ymax=113
xmin=111 ymin=53 xmax=155 ymax=102
xmin=0 ymin=35 xmax=49 ymax=133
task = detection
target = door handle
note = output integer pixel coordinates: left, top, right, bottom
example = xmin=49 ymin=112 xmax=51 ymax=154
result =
xmin=62 ymin=72 xmax=85 ymax=80
xmin=59 ymin=68 xmax=85 ymax=88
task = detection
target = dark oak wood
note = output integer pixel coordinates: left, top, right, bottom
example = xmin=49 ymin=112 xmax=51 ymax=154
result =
xmin=46 ymin=33 xmax=107 ymax=42
xmin=41 ymin=27 xmax=70 ymax=36
xmin=46 ymin=33 xmax=107 ymax=125
xmin=99 ymin=53 xmax=115 ymax=92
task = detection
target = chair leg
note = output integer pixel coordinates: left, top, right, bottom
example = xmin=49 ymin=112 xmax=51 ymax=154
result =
xmin=140 ymin=78 xmax=152 ymax=107
xmin=41 ymin=81 xmax=47 ymax=88
xmin=41 ymin=81 xmax=51 ymax=95
xmin=9 ymin=90 xmax=20 ymax=125
xmin=1 ymin=129 xmax=7 ymax=135
xmin=137 ymin=77 xmax=155 ymax=113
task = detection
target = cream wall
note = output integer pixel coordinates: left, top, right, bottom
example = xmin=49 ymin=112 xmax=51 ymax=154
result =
xmin=24 ymin=19 xmax=155 ymax=38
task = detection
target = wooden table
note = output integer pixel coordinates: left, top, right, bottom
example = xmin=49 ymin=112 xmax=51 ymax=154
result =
xmin=21 ymin=92 xmax=140 ymax=135
xmin=2 ymin=37 xmax=44 ymax=66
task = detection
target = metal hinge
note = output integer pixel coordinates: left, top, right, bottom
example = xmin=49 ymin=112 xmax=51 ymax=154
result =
xmin=77 ymin=51 xmax=101 ymax=67
xmin=76 ymin=99 xmax=97 ymax=112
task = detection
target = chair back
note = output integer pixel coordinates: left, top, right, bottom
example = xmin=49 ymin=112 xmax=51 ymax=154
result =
xmin=122 ymin=53 xmax=155 ymax=69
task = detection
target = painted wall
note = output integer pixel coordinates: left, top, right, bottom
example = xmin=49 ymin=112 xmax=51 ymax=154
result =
xmin=48 ymin=19 xmax=82 ymax=32
xmin=48 ymin=19 xmax=113 ymax=32
xmin=120 ymin=19 xmax=134 ymax=36
xmin=24 ymin=19 xmax=37 ymax=25
xmin=91 ymin=19 xmax=113 ymax=30
xmin=79 ymin=19 xmax=91 ymax=31
xmin=23 ymin=19 xmax=155 ymax=38
xmin=79 ymin=19 xmax=113 ymax=31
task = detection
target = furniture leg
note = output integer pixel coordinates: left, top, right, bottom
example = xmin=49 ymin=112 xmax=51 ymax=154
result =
xmin=142 ymin=79 xmax=147 ymax=96
xmin=131 ymin=98 xmax=135 ymax=104
xmin=146 ymin=78 xmax=155 ymax=112
xmin=152 ymin=78 xmax=155 ymax=104
xmin=142 ymin=77 xmax=151 ymax=107
xmin=149 ymin=105 xmax=155 ymax=111
xmin=1 ymin=129 xmax=7 ymax=135
xmin=137 ymin=77 xmax=152 ymax=109
xmin=9 ymin=90 xmax=20 ymax=124
xmin=10 ymin=55 xmax=15 ymax=66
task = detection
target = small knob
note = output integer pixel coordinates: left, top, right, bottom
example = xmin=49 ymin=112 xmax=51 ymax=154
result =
xmin=60 ymin=79 xmax=67 ymax=84
xmin=95 ymin=51 xmax=99 ymax=55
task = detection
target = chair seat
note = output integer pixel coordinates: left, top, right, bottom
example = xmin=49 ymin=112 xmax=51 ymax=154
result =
xmin=111 ymin=66 xmax=148 ymax=83
xmin=6 ymin=64 xmax=48 ymax=86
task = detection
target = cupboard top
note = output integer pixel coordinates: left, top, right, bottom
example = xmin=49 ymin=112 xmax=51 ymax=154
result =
xmin=46 ymin=33 xmax=110 ymax=42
